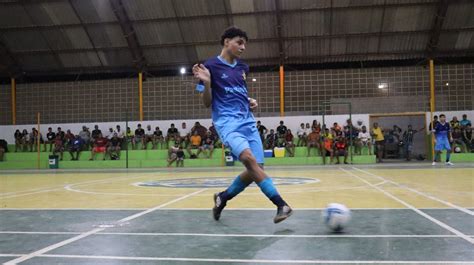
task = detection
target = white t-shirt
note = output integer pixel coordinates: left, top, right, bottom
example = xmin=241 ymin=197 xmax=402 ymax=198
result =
xmin=116 ymin=130 xmax=125 ymax=139
xmin=297 ymin=127 xmax=305 ymax=136
xmin=105 ymin=130 xmax=116 ymax=139
xmin=358 ymin=131 xmax=371 ymax=142
xmin=179 ymin=128 xmax=190 ymax=137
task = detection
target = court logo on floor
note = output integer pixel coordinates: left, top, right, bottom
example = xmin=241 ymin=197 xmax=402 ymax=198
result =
xmin=134 ymin=177 xmax=319 ymax=188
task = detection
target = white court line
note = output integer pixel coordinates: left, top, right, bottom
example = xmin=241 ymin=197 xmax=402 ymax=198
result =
xmin=2 ymin=231 xmax=472 ymax=238
xmin=0 ymin=254 xmax=23 ymax=257
xmin=3 ymin=207 xmax=473 ymax=211
xmin=4 ymin=188 xmax=207 ymax=265
xmin=352 ymin=167 xmax=474 ymax=216
xmin=340 ymin=168 xmax=474 ymax=245
xmin=36 ymin=254 xmax=474 ymax=264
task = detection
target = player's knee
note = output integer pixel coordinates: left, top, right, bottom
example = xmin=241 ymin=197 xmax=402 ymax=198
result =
xmin=240 ymin=151 xmax=256 ymax=167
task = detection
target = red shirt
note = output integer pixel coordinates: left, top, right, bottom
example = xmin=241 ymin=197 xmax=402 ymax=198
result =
xmin=95 ymin=138 xmax=108 ymax=147
xmin=286 ymin=133 xmax=293 ymax=142
xmin=335 ymin=141 xmax=346 ymax=150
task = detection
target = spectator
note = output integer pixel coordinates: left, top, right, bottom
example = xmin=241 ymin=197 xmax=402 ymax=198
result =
xmin=356 ymin=125 xmax=372 ymax=155
xmin=91 ymin=125 xmax=101 ymax=148
xmin=311 ymin=120 xmax=320 ymax=131
xmin=460 ymin=114 xmax=471 ymax=129
xmin=65 ymin=130 xmax=75 ymax=147
xmin=187 ymin=131 xmax=202 ymax=158
xmin=462 ymin=125 xmax=473 ymax=152
xmin=402 ymin=125 xmax=422 ymax=161
xmin=209 ymin=123 xmax=221 ymax=147
xmin=105 ymin=128 xmax=115 ymax=140
xmin=451 ymin=127 xmax=466 ymax=153
xmin=21 ymin=129 xmax=29 ymax=152
xmin=0 ymin=140 xmax=5 ymax=161
xmin=56 ymin=127 xmax=65 ymax=141
xmin=333 ymin=135 xmax=349 ymax=164
xmin=450 ymin=116 xmax=460 ymax=130
xmin=265 ymin=129 xmax=277 ymax=150
xmin=107 ymin=133 xmax=121 ymax=160
xmin=176 ymin=146 xmax=185 ymax=167
xmin=307 ymin=127 xmax=321 ymax=157
xmin=199 ymin=131 xmax=215 ymax=158
xmin=257 ymin=121 xmax=268 ymax=144
xmin=143 ymin=125 xmax=154 ymax=150
xmin=305 ymin=123 xmax=311 ymax=132
xmin=43 ymin=127 xmax=56 ymax=152
xmin=126 ymin=127 xmax=134 ymax=150
xmin=30 ymin=128 xmax=43 ymax=152
xmin=344 ymin=119 xmax=359 ymax=147
xmin=285 ymin=129 xmax=295 ymax=157
xmin=69 ymin=135 xmax=85 ymax=161
xmin=296 ymin=123 xmax=307 ymax=147
xmin=153 ymin=126 xmax=164 ymax=149
xmin=78 ymin=126 xmax=91 ymax=150
xmin=166 ymin=124 xmax=179 ymax=148
xmin=52 ymin=134 xmax=65 ymax=161
xmin=322 ymin=128 xmax=334 ymax=165
xmin=332 ymin=122 xmax=342 ymax=134
xmin=167 ymin=142 xmax=180 ymax=167
xmin=90 ymin=133 xmax=108 ymax=161
xmin=372 ymin=122 xmax=385 ymax=163
xmin=116 ymin=125 xmax=125 ymax=148
xmin=180 ymin=122 xmax=190 ymax=147
xmin=429 ymin=115 xmax=440 ymax=131
xmin=192 ymin=122 xmax=208 ymax=139
xmin=14 ymin=129 xmax=23 ymax=152
xmin=133 ymin=124 xmax=145 ymax=150
xmin=276 ymin=121 xmax=287 ymax=147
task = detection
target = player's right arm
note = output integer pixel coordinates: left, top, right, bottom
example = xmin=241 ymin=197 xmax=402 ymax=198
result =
xmin=192 ymin=64 xmax=212 ymax=108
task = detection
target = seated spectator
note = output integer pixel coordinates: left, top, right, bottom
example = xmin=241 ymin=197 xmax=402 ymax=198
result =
xmin=305 ymin=122 xmax=311 ymax=132
xmin=450 ymin=116 xmax=460 ymax=130
xmin=322 ymin=128 xmax=334 ymax=165
xmin=311 ymin=120 xmax=320 ymax=131
xmin=126 ymin=127 xmax=134 ymax=150
xmin=0 ymin=139 xmax=7 ymax=161
xmin=167 ymin=142 xmax=180 ymax=167
xmin=107 ymin=133 xmax=121 ymax=160
xmin=276 ymin=121 xmax=287 ymax=147
xmin=116 ymin=125 xmax=125 ymax=148
xmin=187 ymin=131 xmax=202 ymax=158
xmin=307 ymin=128 xmax=321 ymax=157
xmin=344 ymin=119 xmax=359 ymax=146
xmin=333 ymin=135 xmax=349 ymax=164
xmin=285 ymin=129 xmax=295 ymax=157
xmin=14 ymin=129 xmax=23 ymax=152
xmin=257 ymin=121 xmax=268 ymax=144
xmin=133 ymin=124 xmax=145 ymax=150
xmin=56 ymin=127 xmax=65 ymax=141
xmin=372 ymin=122 xmax=385 ymax=163
xmin=462 ymin=125 xmax=473 ymax=152
xmin=176 ymin=146 xmax=185 ymax=167
xmin=43 ymin=127 xmax=56 ymax=152
xmin=30 ymin=128 xmax=43 ymax=152
xmin=52 ymin=134 xmax=65 ymax=161
xmin=143 ymin=125 xmax=154 ymax=150
xmin=264 ymin=129 xmax=277 ymax=150
xmin=165 ymin=123 xmax=179 ymax=148
xmin=402 ymin=125 xmax=423 ymax=161
xmin=356 ymin=125 xmax=372 ymax=155
xmin=296 ymin=123 xmax=308 ymax=147
xmin=199 ymin=131 xmax=215 ymax=158
xmin=78 ymin=126 xmax=91 ymax=151
xmin=21 ymin=129 xmax=29 ymax=152
xmin=105 ymin=128 xmax=115 ymax=140
xmin=65 ymin=130 xmax=75 ymax=147
xmin=152 ymin=126 xmax=164 ymax=149
xmin=460 ymin=114 xmax=471 ymax=129
xmin=451 ymin=127 xmax=466 ymax=153
xmin=69 ymin=135 xmax=85 ymax=161
xmin=180 ymin=122 xmax=190 ymax=147
xmin=192 ymin=122 xmax=208 ymax=139
xmin=209 ymin=123 xmax=221 ymax=147
xmin=91 ymin=125 xmax=101 ymax=148
xmin=90 ymin=133 xmax=108 ymax=161
xmin=332 ymin=122 xmax=342 ymax=134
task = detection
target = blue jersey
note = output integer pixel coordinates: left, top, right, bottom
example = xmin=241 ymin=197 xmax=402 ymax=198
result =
xmin=197 ymin=56 xmax=252 ymax=126
xmin=434 ymin=122 xmax=450 ymax=140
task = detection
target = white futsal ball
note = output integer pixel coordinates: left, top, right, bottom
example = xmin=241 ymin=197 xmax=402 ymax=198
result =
xmin=322 ymin=203 xmax=351 ymax=232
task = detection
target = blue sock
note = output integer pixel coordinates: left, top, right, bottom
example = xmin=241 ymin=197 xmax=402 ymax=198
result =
xmin=446 ymin=151 xmax=451 ymax=162
xmin=221 ymin=175 xmax=250 ymax=201
xmin=257 ymin=178 xmax=286 ymax=207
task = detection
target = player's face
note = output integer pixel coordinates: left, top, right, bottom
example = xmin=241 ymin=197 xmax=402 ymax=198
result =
xmin=225 ymin=37 xmax=246 ymax=58
xmin=440 ymin=116 xmax=446 ymax=123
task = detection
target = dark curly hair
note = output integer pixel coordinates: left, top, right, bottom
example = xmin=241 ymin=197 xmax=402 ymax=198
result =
xmin=220 ymin=26 xmax=248 ymax=46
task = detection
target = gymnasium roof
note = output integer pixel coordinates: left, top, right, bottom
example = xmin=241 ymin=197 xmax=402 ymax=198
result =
xmin=0 ymin=0 xmax=473 ymax=80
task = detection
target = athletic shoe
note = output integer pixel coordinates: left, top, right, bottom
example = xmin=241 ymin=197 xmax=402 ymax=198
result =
xmin=273 ymin=205 xmax=293 ymax=224
xmin=445 ymin=161 xmax=454 ymax=166
xmin=432 ymin=161 xmax=436 ymax=166
xmin=212 ymin=193 xmax=226 ymax=221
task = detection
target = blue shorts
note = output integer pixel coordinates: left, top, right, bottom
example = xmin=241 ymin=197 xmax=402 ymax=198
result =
xmin=435 ymin=138 xmax=451 ymax=151
xmin=215 ymin=120 xmax=264 ymax=164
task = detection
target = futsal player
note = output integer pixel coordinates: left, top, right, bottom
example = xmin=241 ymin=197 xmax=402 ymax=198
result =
xmin=192 ymin=26 xmax=292 ymax=223
xmin=432 ymin=114 xmax=454 ymax=166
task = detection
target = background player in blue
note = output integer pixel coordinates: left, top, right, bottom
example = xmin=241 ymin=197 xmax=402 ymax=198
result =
xmin=192 ymin=27 xmax=293 ymax=223
xmin=432 ymin=114 xmax=454 ymax=166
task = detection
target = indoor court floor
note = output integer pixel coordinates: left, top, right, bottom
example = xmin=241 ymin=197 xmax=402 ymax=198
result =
xmin=0 ymin=163 xmax=473 ymax=264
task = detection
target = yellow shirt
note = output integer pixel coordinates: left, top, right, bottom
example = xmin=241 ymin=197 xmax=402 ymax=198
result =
xmin=191 ymin=135 xmax=201 ymax=146
xmin=372 ymin=127 xmax=384 ymax=141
